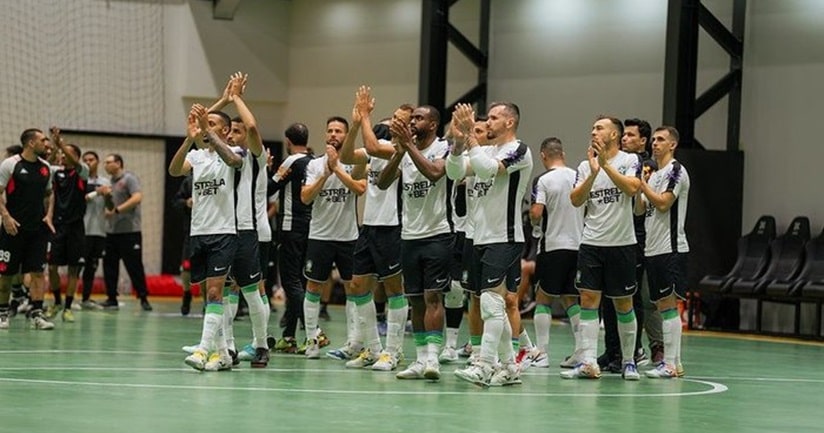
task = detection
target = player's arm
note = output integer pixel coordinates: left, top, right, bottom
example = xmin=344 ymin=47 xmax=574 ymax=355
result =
xmin=231 ymin=73 xmax=264 ymax=158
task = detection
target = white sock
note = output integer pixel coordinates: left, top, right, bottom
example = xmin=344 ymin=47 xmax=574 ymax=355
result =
xmin=199 ymin=305 xmax=224 ymax=352
xmin=534 ymin=304 xmax=552 ymax=353
xmin=223 ymin=292 xmax=238 ymax=352
xmin=354 ymin=295 xmax=382 ymax=354
xmin=519 ymin=328 xmax=534 ymax=350
xmin=345 ymin=299 xmax=361 ymax=348
xmin=498 ymin=309 xmax=515 ymax=364
xmin=241 ymin=286 xmax=268 ymax=349
xmin=445 ymin=327 xmax=459 ymax=350
xmin=303 ymin=292 xmax=321 ymax=340
xmin=617 ymin=309 xmax=638 ymax=365
xmin=386 ymin=295 xmax=407 ymax=354
xmin=579 ymin=308 xmax=600 ymax=364
xmin=663 ymin=314 xmax=682 ymax=366
xmin=479 ymin=291 xmax=505 ymax=365
xmin=261 ymin=293 xmax=271 ymax=339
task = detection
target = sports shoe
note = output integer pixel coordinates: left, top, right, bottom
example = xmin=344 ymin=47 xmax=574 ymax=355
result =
xmin=622 ymin=362 xmax=640 ymax=381
xmin=327 ymin=343 xmax=361 ymax=361
xmin=229 ymin=349 xmax=239 ymax=366
xmin=634 ymin=348 xmax=650 ymax=367
xmin=44 ymin=304 xmax=62 ymax=319
xmin=61 ymin=309 xmax=75 ymax=323
xmin=396 ymin=361 xmax=426 ymax=380
xmin=515 ymin=347 xmax=531 ymax=368
xmin=371 ymin=351 xmax=400 ymax=371
xmin=0 ymin=313 xmax=9 ymax=330
xmin=526 ymin=349 xmax=549 ymax=368
xmin=316 ymin=330 xmax=330 ymax=348
xmin=604 ymin=359 xmax=623 ymax=374
xmin=16 ymin=298 xmax=32 ymax=315
xmin=99 ymin=299 xmax=119 ymax=310
xmin=466 ymin=351 xmax=479 ymax=366
xmin=182 ymin=344 xmax=199 ymax=354
xmin=250 ymin=347 xmax=270 ymax=368
xmin=377 ymin=321 xmax=387 ymax=337
xmin=274 ymin=337 xmax=298 ymax=353
xmin=184 ymin=349 xmax=208 ymax=371
xmin=455 ymin=362 xmax=494 ymax=386
xmin=346 ymin=348 xmax=378 ymax=369
xmin=559 ymin=352 xmax=582 ymax=369
xmin=204 ymin=352 xmax=233 ymax=371
xmin=30 ymin=313 xmax=55 ymax=330
xmin=304 ymin=338 xmax=321 ymax=359
xmin=438 ymin=346 xmax=459 ymax=364
xmin=489 ymin=363 xmax=522 ymax=386
xmin=237 ymin=344 xmax=256 ymax=361
xmin=423 ymin=359 xmax=440 ymax=380
xmin=560 ymin=362 xmax=601 ymax=379
xmin=80 ymin=300 xmax=102 ymax=310
xmin=140 ymin=298 xmax=153 ymax=311
xmin=458 ymin=342 xmax=472 ymax=358
xmin=645 ymin=362 xmax=677 ymax=379
xmin=676 ymin=362 xmax=685 ymax=378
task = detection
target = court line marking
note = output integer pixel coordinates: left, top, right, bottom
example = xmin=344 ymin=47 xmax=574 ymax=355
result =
xmin=0 ymin=371 xmax=727 ymax=398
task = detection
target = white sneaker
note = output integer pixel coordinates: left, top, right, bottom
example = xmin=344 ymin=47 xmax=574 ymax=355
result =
xmin=371 ymin=351 xmax=400 ymax=371
xmin=438 ymin=346 xmax=459 ymax=363
xmin=30 ymin=314 xmax=55 ymax=330
xmin=423 ymin=359 xmax=441 ymax=380
xmin=181 ymin=344 xmax=199 ymax=354
xmin=622 ymin=362 xmax=640 ymax=381
xmin=489 ymin=363 xmax=522 ymax=386
xmin=0 ymin=313 xmax=9 ymax=329
xmin=559 ymin=352 xmax=582 ymax=369
xmin=559 ymin=362 xmax=601 ymax=379
xmin=466 ymin=351 xmax=479 ymax=366
xmin=455 ymin=362 xmax=494 ymax=386
xmin=645 ymin=362 xmax=677 ymax=379
xmin=396 ymin=361 xmax=426 ymax=379
xmin=184 ymin=349 xmax=208 ymax=371
xmin=346 ymin=349 xmax=378 ymax=369
xmin=326 ymin=343 xmax=361 ymax=361
xmin=204 ymin=352 xmax=233 ymax=372
xmin=527 ymin=349 xmax=549 ymax=368
xmin=304 ymin=338 xmax=321 ymax=359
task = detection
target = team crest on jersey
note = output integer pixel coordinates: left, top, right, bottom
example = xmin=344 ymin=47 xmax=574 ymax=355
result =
xmin=39 ymin=166 xmax=49 ymax=177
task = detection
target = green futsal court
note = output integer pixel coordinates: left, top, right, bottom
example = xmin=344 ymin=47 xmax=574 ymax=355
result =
xmin=1 ymin=298 xmax=821 ymax=433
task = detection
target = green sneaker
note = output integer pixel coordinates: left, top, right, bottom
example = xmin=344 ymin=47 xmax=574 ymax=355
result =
xmin=274 ymin=337 xmax=298 ymax=353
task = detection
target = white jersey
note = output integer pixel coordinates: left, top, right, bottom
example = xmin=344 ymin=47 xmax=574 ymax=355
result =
xmin=463 ymin=175 xmax=478 ymax=239
xmin=533 ymin=167 xmax=584 ymax=253
xmin=305 ymin=155 xmax=359 ymax=242
xmin=400 ymin=138 xmax=452 ymax=240
xmin=576 ymin=150 xmax=640 ymax=247
xmin=469 ymin=140 xmax=533 ymax=246
xmin=363 ymin=151 xmax=401 ymax=227
xmin=234 ymin=147 xmax=271 ymax=241
xmin=254 ymin=149 xmax=273 ymax=242
xmin=644 ymin=159 xmax=690 ymax=256
xmin=186 ymin=148 xmax=238 ymax=236
xmin=451 ymin=177 xmax=466 ymax=233
xmin=84 ymin=175 xmax=110 ymax=237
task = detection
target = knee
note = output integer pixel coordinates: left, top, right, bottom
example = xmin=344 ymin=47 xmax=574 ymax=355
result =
xmin=480 ymin=291 xmax=505 ymax=321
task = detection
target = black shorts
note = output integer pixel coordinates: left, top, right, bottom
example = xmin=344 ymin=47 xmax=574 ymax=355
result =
xmin=536 ymin=249 xmax=579 ymax=297
xmin=450 ymin=231 xmax=466 ymax=282
xmin=49 ymin=220 xmax=85 ymax=266
xmin=576 ymin=243 xmax=637 ymax=298
xmin=304 ymin=239 xmax=356 ymax=283
xmin=401 ymin=232 xmax=454 ymax=295
xmin=461 ymin=237 xmax=478 ymax=292
xmin=473 ymin=242 xmax=523 ymax=294
xmin=228 ymin=230 xmax=261 ymax=287
xmin=190 ymin=234 xmax=238 ymax=284
xmin=352 ymin=225 xmax=402 ymax=280
xmin=82 ymin=235 xmax=106 ymax=264
xmin=0 ymin=227 xmax=49 ymax=275
xmin=646 ymin=253 xmax=688 ymax=302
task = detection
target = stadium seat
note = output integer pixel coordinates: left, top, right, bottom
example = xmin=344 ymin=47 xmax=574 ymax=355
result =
xmin=732 ymin=216 xmax=810 ymax=296
xmin=698 ymin=215 xmax=776 ymax=293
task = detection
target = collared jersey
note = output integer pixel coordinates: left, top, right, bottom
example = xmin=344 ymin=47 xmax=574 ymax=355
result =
xmin=399 ymin=138 xmax=452 ymax=240
xmin=186 ymin=148 xmax=237 ymax=236
xmin=363 ymin=148 xmax=401 ymax=227
xmin=644 ymin=159 xmax=690 ymax=256
xmin=469 ymin=139 xmax=533 ymax=245
xmin=576 ymin=150 xmax=640 ymax=247
xmin=533 ymin=167 xmax=583 ymax=253
xmin=305 ymin=155 xmax=359 ymax=242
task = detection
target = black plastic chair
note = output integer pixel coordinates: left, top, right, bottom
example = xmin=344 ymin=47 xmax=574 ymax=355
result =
xmin=698 ymin=215 xmax=776 ymax=293
xmin=733 ymin=216 xmax=810 ymax=296
xmin=789 ymin=228 xmax=824 ymax=299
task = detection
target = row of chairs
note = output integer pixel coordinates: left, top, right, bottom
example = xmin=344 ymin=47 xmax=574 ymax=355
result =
xmin=697 ymin=215 xmax=824 ymax=337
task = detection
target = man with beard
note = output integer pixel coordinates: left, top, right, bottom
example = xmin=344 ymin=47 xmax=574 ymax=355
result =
xmin=377 ymin=105 xmax=453 ymax=381
xmin=0 ymin=128 xmax=55 ymax=330
xmin=300 ymin=116 xmax=367 ymax=359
